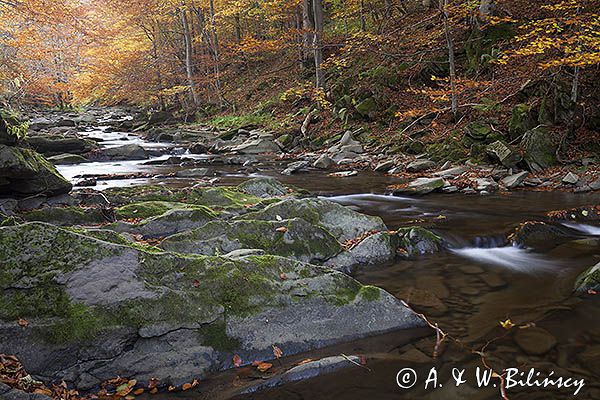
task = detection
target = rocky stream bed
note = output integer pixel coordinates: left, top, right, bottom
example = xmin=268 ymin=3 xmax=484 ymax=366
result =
xmin=0 ymin=108 xmax=599 ymax=399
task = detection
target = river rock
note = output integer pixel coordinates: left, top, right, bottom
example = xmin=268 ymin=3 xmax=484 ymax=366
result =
xmin=374 ymin=160 xmax=395 ymax=172
xmin=282 ymin=160 xmax=309 ymax=175
xmin=0 ymin=222 xmax=422 ymax=390
xmin=474 ymin=177 xmax=498 ymax=192
xmin=160 ymin=218 xmax=343 ymax=263
xmin=231 ymin=138 xmax=281 ymax=154
xmin=511 ymin=221 xmax=572 ymax=250
xmin=562 ymin=172 xmax=579 ymax=185
xmin=486 ymin=141 xmax=522 ymax=168
xmin=313 ymin=154 xmax=334 ymax=169
xmin=23 ymin=206 xmax=108 ymax=226
xmin=521 ymin=128 xmax=556 ymax=172
xmin=101 ymin=144 xmax=148 ymax=160
xmin=237 ymin=177 xmax=292 ymax=198
xmin=407 ymin=159 xmax=435 ymax=173
xmin=113 ymin=207 xmax=217 ymax=238
xmin=434 ymin=165 xmax=467 ymax=178
xmin=396 ymin=287 xmax=447 ymax=315
xmin=397 ymin=227 xmax=443 ymax=256
xmin=393 ymin=177 xmax=446 ymax=195
xmin=500 ymin=171 xmax=529 ymax=189
xmin=175 ymin=167 xmax=210 ymax=178
xmin=574 ymin=261 xmax=600 ymax=293
xmin=0 ymin=383 xmax=51 ymax=400
xmin=0 ymin=145 xmax=72 ymax=197
xmin=47 ymin=153 xmax=88 ymax=165
xmin=324 ymin=232 xmax=397 ymax=273
xmin=239 ymin=198 xmax=387 ymax=242
xmin=514 ymin=327 xmax=557 ymax=355
xmin=26 ymin=136 xmax=98 ymax=156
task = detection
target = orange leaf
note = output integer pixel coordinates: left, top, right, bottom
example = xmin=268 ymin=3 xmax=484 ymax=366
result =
xmin=149 ymin=387 xmax=158 ymax=394
xmin=17 ymin=318 xmax=28 ymax=327
xmin=272 ymin=345 xmax=283 ymax=359
xmin=182 ymin=383 xmax=192 ymax=391
xmin=168 ymin=385 xmax=176 ymax=392
xmin=296 ymin=358 xmax=314 ymax=366
xmin=257 ymin=362 xmax=273 ymax=372
xmin=275 ymin=226 xmax=288 ymax=233
xmin=233 ymin=354 xmax=243 ymax=367
xmin=279 ymin=272 xmax=288 ymax=280
xmin=133 ymin=388 xmax=145 ymax=395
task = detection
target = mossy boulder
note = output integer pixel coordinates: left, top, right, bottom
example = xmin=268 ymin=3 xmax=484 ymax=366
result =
xmin=465 ymin=121 xmax=493 ymax=141
xmin=510 ymin=221 xmax=572 ymax=251
xmin=47 ymin=153 xmax=88 ymax=165
xmin=520 ymin=128 xmax=556 ymax=172
xmin=0 ymin=144 xmax=72 ymax=197
xmin=25 ymin=136 xmax=98 ymax=157
xmin=239 ymin=198 xmax=387 ymax=242
xmin=486 ymin=140 xmax=522 ymax=168
xmin=575 ymin=262 xmax=600 ymax=293
xmin=397 ymin=227 xmax=443 ymax=257
xmin=23 ymin=206 xmax=108 ymax=226
xmin=324 ymin=232 xmax=398 ymax=273
xmin=0 ymin=222 xmax=422 ymax=390
xmin=508 ymin=104 xmax=537 ymax=138
xmin=115 ymin=201 xmax=209 ymax=220
xmin=160 ymin=218 xmax=343 ymax=263
xmin=236 ymin=177 xmax=298 ymax=198
xmin=112 ymin=207 xmax=218 ymax=238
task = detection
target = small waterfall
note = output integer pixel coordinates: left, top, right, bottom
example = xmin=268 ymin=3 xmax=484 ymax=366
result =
xmin=451 ymin=245 xmax=556 ymax=273
xmin=562 ymin=222 xmax=600 ymax=236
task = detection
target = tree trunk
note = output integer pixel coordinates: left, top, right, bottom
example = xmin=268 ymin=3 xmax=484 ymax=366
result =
xmin=442 ymin=0 xmax=458 ymax=119
xmin=180 ymin=3 xmax=199 ymax=106
xmin=302 ymin=0 xmax=314 ymax=68
xmin=208 ymin=0 xmax=223 ymax=104
xmin=234 ymin=14 xmax=242 ymax=42
xmin=312 ymin=0 xmax=324 ymax=88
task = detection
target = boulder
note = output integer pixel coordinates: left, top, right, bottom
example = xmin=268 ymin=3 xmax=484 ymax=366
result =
xmin=160 ymin=218 xmax=343 ymax=263
xmin=237 ymin=177 xmax=292 ymax=198
xmin=464 ymin=121 xmax=492 ymax=141
xmin=26 ymin=136 xmax=98 ymax=156
xmin=47 ymin=153 xmax=88 ymax=165
xmin=114 ymin=201 xmax=210 ymax=220
xmin=23 ymin=206 xmax=108 ymax=226
xmin=500 ymin=171 xmax=529 ymax=189
xmin=239 ymin=198 xmax=387 ymax=242
xmin=434 ymin=165 xmax=467 ymax=178
xmin=510 ymin=221 xmax=572 ymax=250
xmin=0 ymin=145 xmax=72 ymax=197
xmin=374 ymin=160 xmax=395 ymax=172
xmin=0 ymin=223 xmax=422 ymax=390
xmin=313 ymin=154 xmax=334 ymax=169
xmin=231 ymin=138 xmax=281 ymax=154
xmin=175 ymin=167 xmax=210 ymax=178
xmin=324 ymin=232 xmax=397 ymax=273
xmin=486 ymin=141 xmax=522 ymax=168
xmin=282 ymin=161 xmax=309 ymax=175
xmin=101 ymin=144 xmax=148 ymax=160
xmin=406 ymin=159 xmax=436 ymax=173
xmin=397 ymin=227 xmax=443 ymax=257
xmin=473 ymin=177 xmax=498 ymax=192
xmin=562 ymin=172 xmax=579 ymax=185
xmin=392 ymin=177 xmax=446 ymax=195
xmin=574 ymin=261 xmax=600 ymax=293
xmin=113 ymin=207 xmax=217 ymax=238
xmin=521 ymin=128 xmax=556 ymax=172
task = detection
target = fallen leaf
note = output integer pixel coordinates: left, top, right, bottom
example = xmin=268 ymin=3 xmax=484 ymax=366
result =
xmin=588 ymin=289 xmax=597 ymax=295
xmin=17 ymin=318 xmax=28 ymax=327
xmin=233 ymin=354 xmax=243 ymax=367
xmin=133 ymin=388 xmax=145 ymax=395
xmin=279 ymin=272 xmax=288 ymax=280
xmin=272 ymin=345 xmax=283 ymax=359
xmin=296 ymin=358 xmax=314 ymax=366
xmin=128 ymin=379 xmax=137 ymax=387
xmin=192 ymin=279 xmax=200 ymax=288
xmin=182 ymin=382 xmax=192 ymax=391
xmin=500 ymin=319 xmax=515 ymax=330
xmin=257 ymin=362 xmax=273 ymax=372
xmin=168 ymin=385 xmax=176 ymax=392
xmin=275 ymin=226 xmax=288 ymax=233
xmin=150 ymin=387 xmax=158 ymax=394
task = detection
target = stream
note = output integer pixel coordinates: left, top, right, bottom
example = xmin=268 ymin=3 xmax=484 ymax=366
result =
xmin=56 ymin=117 xmax=600 ymax=399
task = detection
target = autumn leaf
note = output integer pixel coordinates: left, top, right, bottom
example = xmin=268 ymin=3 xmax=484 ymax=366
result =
xmin=17 ymin=318 xmax=28 ymax=327
xmin=279 ymin=272 xmax=288 ymax=280
xmin=233 ymin=354 xmax=243 ymax=367
xmin=296 ymin=358 xmax=314 ymax=366
xmin=500 ymin=319 xmax=515 ymax=330
xmin=275 ymin=226 xmax=288 ymax=233
xmin=192 ymin=279 xmax=200 ymax=288
xmin=272 ymin=345 xmax=283 ymax=359
xmin=256 ymin=362 xmax=273 ymax=372
xmin=133 ymin=388 xmax=145 ymax=395
xmin=182 ymin=382 xmax=193 ymax=391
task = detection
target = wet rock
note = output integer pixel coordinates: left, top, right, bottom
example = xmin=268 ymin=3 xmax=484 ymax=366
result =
xmin=22 ymin=206 xmax=108 ymax=226
xmin=500 ymin=171 xmax=529 ymax=189
xmin=486 ymin=141 xmax=522 ymax=168
xmin=577 ymin=345 xmax=600 ymax=372
xmin=393 ymin=177 xmax=446 ymax=195
xmin=396 ymin=287 xmax=448 ymax=315
xmin=26 ymin=136 xmax=98 ymax=156
xmin=0 ymin=145 xmax=72 ymax=197
xmin=239 ymin=198 xmax=387 ymax=242
xmin=282 ymin=160 xmax=309 ymax=175
xmin=415 ymin=275 xmax=450 ymax=299
xmin=374 ymin=160 xmax=395 ymax=172
xmin=459 ymin=265 xmax=484 ymax=275
xmin=324 ymin=232 xmax=397 ymax=273
xmin=313 ymin=154 xmax=334 ymax=169
xmin=175 ymin=167 xmax=210 ymax=178
xmin=189 ymin=142 xmax=209 ymax=154
xmin=547 ymin=205 xmax=600 ymax=223
xmin=407 ymin=159 xmax=435 ymax=173
xmin=562 ymin=172 xmax=579 ymax=185
xmin=0 ymin=383 xmax=51 ymax=400
xmin=434 ymin=165 xmax=467 ymax=178
xmin=574 ymin=261 xmax=600 ymax=293
xmin=160 ymin=218 xmax=343 ymax=263
xmin=514 ymin=327 xmax=557 ymax=355
xmin=590 ymin=178 xmax=600 ymax=191
xmin=237 ymin=177 xmax=292 ymax=198
xmin=0 ymin=223 xmax=422 ymax=389
xmin=231 ymin=138 xmax=281 ymax=154
xmin=474 ymin=177 xmax=498 ymax=192
xmin=113 ymin=207 xmax=217 ymax=238
xmin=0 ymin=198 xmax=18 ymax=215
xmin=479 ymin=272 xmax=507 ymax=289
xmin=521 ymin=128 xmax=556 ymax=172
xmin=511 ymin=221 xmax=572 ymax=250
xmin=397 ymin=227 xmax=443 ymax=256
xmin=47 ymin=153 xmax=88 ymax=165
xmin=101 ymin=144 xmax=148 ymax=160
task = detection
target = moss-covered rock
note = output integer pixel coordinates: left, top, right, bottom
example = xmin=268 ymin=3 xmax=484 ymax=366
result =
xmin=236 ymin=177 xmax=299 ymax=199
xmin=0 ymin=145 xmax=72 ymax=197
xmin=0 ymin=108 xmax=28 ymax=145
xmin=0 ymin=222 xmax=422 ymax=390
xmin=22 ymin=206 xmax=107 ymax=226
xmin=47 ymin=153 xmax=88 ymax=165
xmin=397 ymin=227 xmax=443 ymax=257
xmin=115 ymin=201 xmax=209 ymax=220
xmin=160 ymin=218 xmax=343 ymax=263
xmin=239 ymin=198 xmax=387 ymax=242
xmin=25 ymin=136 xmax=98 ymax=157
xmin=520 ymin=127 xmax=556 ymax=172
xmin=508 ymin=104 xmax=537 ymax=138
xmin=509 ymin=221 xmax=572 ymax=250
xmin=324 ymin=232 xmax=398 ymax=273
xmin=112 ymin=207 xmax=218 ymax=238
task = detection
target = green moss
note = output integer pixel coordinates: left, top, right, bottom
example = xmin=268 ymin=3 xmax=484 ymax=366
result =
xmin=23 ymin=206 xmax=106 ymax=226
xmin=45 ymin=303 xmax=109 ymax=344
xmin=0 ymin=108 xmax=29 ymax=143
xmin=359 ymin=285 xmax=381 ymax=301
xmin=426 ymin=135 xmax=469 ymax=162
xmin=198 ymin=320 xmax=240 ymax=351
xmin=115 ymin=201 xmax=214 ymax=220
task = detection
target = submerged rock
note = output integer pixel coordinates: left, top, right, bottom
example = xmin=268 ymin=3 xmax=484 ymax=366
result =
xmin=575 ymin=261 xmax=600 ymax=293
xmin=47 ymin=153 xmax=88 ymax=165
xmin=0 ymin=223 xmax=422 ymax=390
xmin=397 ymin=227 xmax=443 ymax=257
xmin=0 ymin=145 xmax=72 ymax=197
xmin=510 ymin=221 xmax=572 ymax=250
xmin=392 ymin=177 xmax=446 ymax=195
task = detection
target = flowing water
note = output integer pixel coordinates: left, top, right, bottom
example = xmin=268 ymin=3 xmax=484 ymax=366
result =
xmin=57 ymin=121 xmax=600 ymax=400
